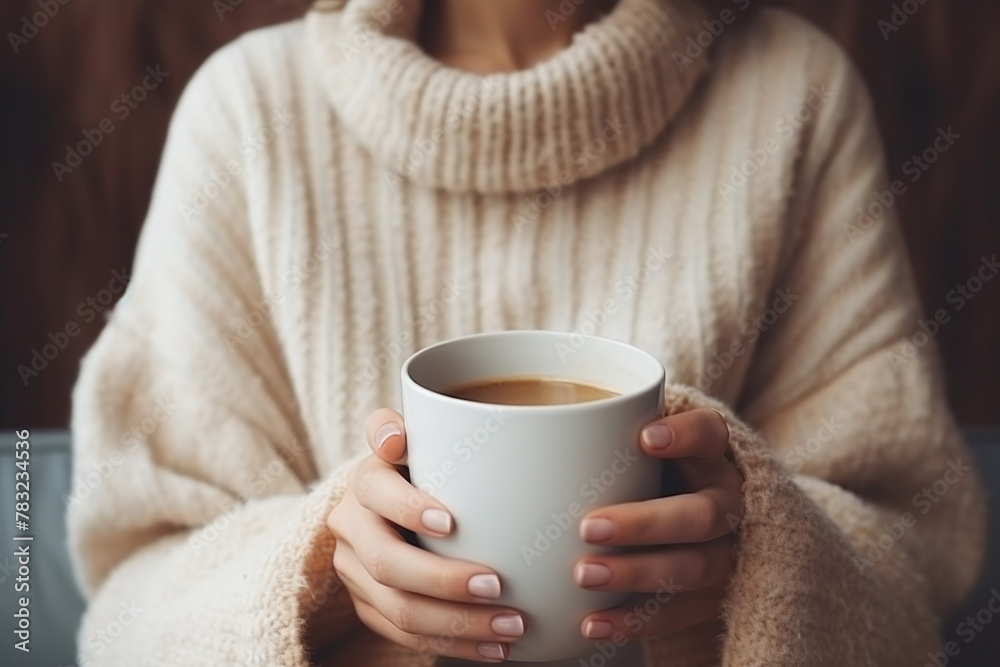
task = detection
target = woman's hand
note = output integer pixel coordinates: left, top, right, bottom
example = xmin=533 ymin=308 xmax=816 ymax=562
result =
xmin=575 ymin=408 xmax=743 ymax=642
xmin=325 ymin=409 xmax=526 ymax=662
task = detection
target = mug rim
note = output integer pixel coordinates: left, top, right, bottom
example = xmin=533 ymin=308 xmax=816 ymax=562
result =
xmin=400 ymin=329 xmax=665 ymax=414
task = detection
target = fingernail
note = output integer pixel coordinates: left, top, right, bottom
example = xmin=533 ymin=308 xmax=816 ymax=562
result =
xmin=468 ymin=573 xmax=501 ymax=599
xmin=421 ymin=508 xmax=452 ymax=534
xmin=491 ymin=614 xmax=524 ymax=637
xmin=584 ymin=620 xmax=615 ymax=639
xmin=375 ymin=422 xmax=403 ymax=449
xmin=374 ymin=423 xmax=402 ymax=449
xmin=642 ymin=424 xmax=673 ymax=450
xmin=478 ymin=642 xmax=508 ymax=660
xmin=580 ymin=517 xmax=615 ymax=542
xmin=576 ymin=563 xmax=612 ymax=587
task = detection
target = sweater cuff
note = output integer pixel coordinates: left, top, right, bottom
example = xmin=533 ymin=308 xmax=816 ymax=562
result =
xmin=641 ymin=384 xmax=939 ymax=667
xmin=293 ymin=451 xmax=369 ymax=661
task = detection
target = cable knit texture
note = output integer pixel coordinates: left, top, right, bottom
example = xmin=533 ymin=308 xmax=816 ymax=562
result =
xmin=68 ymin=0 xmax=985 ymax=665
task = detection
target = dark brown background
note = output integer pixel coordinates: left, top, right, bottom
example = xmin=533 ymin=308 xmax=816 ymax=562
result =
xmin=1 ymin=0 xmax=998 ymax=428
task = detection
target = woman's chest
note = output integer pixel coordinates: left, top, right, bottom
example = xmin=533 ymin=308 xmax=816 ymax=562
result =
xmin=261 ymin=162 xmax=779 ymax=469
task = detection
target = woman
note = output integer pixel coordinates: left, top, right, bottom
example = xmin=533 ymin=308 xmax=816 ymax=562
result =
xmin=68 ymin=0 xmax=985 ymax=665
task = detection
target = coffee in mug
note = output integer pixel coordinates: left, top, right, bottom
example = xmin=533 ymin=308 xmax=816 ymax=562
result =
xmin=443 ymin=376 xmax=619 ymax=406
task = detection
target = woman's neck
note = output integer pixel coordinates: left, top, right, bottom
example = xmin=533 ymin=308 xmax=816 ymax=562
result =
xmin=418 ymin=0 xmax=618 ymax=73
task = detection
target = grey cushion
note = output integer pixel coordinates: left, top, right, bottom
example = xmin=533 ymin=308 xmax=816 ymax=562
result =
xmin=1 ymin=430 xmax=997 ymax=665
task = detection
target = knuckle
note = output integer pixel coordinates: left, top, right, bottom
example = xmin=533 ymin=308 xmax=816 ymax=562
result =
xmin=332 ymin=551 xmax=356 ymax=588
xmin=390 ymin=596 xmax=415 ymax=633
xmin=622 ymin=562 xmax=645 ymax=590
xmin=355 ymin=465 xmax=379 ymax=505
xmin=692 ymin=411 xmax=716 ymax=445
xmin=325 ymin=508 xmax=340 ymax=536
xmin=331 ymin=553 xmax=346 ymax=579
xmin=437 ymin=566 xmax=463 ymax=599
xmin=328 ymin=487 xmax=362 ymax=538
xmin=631 ymin=505 xmax=658 ymax=543
xmin=326 ymin=502 xmax=351 ymax=540
xmin=414 ymin=632 xmax=441 ymax=655
xmin=395 ymin=491 xmax=422 ymax=527
xmin=356 ymin=604 xmax=393 ymax=642
xmin=347 ymin=456 xmax=368 ymax=487
xmin=678 ymin=409 xmax=727 ymax=456
xmin=709 ymin=409 xmax=730 ymax=441
xmin=367 ymin=541 xmax=391 ymax=585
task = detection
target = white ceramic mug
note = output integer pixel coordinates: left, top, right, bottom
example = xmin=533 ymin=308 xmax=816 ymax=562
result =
xmin=401 ymin=330 xmax=666 ymax=661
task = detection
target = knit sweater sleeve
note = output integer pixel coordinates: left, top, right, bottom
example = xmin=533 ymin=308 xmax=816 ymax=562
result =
xmin=645 ymin=21 xmax=986 ymax=667
xmin=68 ymin=42 xmax=363 ymax=666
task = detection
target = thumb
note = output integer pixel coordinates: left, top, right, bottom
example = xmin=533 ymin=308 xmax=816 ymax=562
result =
xmin=365 ymin=408 xmax=408 ymax=465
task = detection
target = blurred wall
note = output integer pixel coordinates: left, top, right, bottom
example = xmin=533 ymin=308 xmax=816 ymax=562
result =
xmin=1 ymin=0 xmax=998 ymax=427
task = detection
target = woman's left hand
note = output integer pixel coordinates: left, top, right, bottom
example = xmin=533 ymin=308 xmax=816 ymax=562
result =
xmin=576 ymin=408 xmax=743 ymax=642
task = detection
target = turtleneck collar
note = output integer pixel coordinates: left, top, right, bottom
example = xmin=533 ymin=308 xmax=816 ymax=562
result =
xmin=306 ymin=0 xmax=711 ymax=194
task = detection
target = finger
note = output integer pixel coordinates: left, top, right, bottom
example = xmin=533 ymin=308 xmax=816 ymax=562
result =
xmin=639 ymin=408 xmax=730 ymax=461
xmin=339 ymin=501 xmax=508 ymax=603
xmin=580 ymin=465 xmax=744 ymax=545
xmin=351 ymin=455 xmax=454 ymax=537
xmin=575 ymin=537 xmax=736 ymax=593
xmin=331 ymin=540 xmax=377 ymax=607
xmin=335 ymin=541 xmax=524 ymax=643
xmin=579 ymin=587 xmax=725 ymax=642
xmin=353 ymin=599 xmax=511 ymax=663
xmin=364 ymin=581 xmax=525 ymax=642
xmin=366 ymin=409 xmax=407 ymax=463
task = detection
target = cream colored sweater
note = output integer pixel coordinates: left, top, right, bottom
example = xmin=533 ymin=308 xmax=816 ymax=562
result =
xmin=68 ymin=0 xmax=985 ymax=665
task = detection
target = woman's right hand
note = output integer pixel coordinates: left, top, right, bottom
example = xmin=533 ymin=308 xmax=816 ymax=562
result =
xmin=326 ymin=408 xmax=524 ymax=662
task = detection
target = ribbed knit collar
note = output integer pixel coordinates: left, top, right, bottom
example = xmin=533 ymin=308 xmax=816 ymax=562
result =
xmin=306 ymin=0 xmax=711 ymax=193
